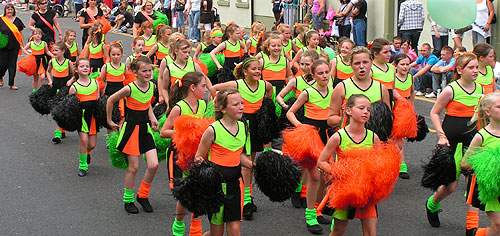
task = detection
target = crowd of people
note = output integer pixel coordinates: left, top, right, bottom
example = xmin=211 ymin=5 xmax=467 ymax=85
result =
xmin=2 ymin=0 xmax=500 ymax=236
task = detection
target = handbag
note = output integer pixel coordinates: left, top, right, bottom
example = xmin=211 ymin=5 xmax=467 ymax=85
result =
xmin=175 ymin=1 xmax=185 ymax=11
xmin=454 ymin=25 xmax=472 ymax=35
xmin=334 ymin=4 xmax=348 ymax=26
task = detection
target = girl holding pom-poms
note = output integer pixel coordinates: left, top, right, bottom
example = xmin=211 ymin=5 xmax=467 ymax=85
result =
xmin=425 ymin=54 xmax=483 ymax=229
xmin=160 ymin=72 xmax=207 ymax=236
xmin=317 ymin=94 xmax=380 ymax=236
xmin=106 ymin=56 xmax=159 ymax=214
xmin=100 ymin=42 xmax=128 ymax=96
xmin=23 ymin=28 xmax=54 ymax=92
xmin=193 ymin=88 xmax=254 ymax=236
xmin=462 ymin=92 xmax=500 ymax=236
xmin=258 ymin=33 xmax=293 ymax=95
xmin=209 ymin=57 xmax=273 ymax=220
xmin=46 ymin=42 xmax=74 ymax=144
xmin=83 ymin=25 xmax=108 ymax=73
xmin=69 ymin=58 xmax=100 ymax=177
xmin=393 ymin=53 xmax=414 ymax=179
xmin=286 ymin=59 xmax=332 ymax=234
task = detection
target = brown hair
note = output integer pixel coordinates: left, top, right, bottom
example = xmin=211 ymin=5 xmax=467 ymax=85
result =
xmin=349 ymin=46 xmax=372 ymax=64
xmin=309 ymin=59 xmax=329 ymax=81
xmin=168 ymin=72 xmax=205 ymax=114
xmin=343 ymin=94 xmax=370 ymax=126
xmin=73 ymin=58 xmax=91 ymax=81
xmin=64 ymin=29 xmax=76 ymax=44
xmin=251 ymin=22 xmax=266 ymax=37
xmin=234 ymin=57 xmax=260 ymax=80
xmin=292 ymin=23 xmax=308 ymax=44
xmin=473 ymin=43 xmax=494 ymax=60
xmin=263 ymin=34 xmax=282 ymax=56
xmin=172 ymin=39 xmax=191 ymax=60
xmin=3 ymin=4 xmax=16 ymax=16
xmin=214 ymin=87 xmax=241 ymax=120
xmin=53 ymin=42 xmax=71 ymax=59
xmin=453 ymin=54 xmax=477 ymax=81
xmin=304 ymin=30 xmax=319 ymax=48
xmin=156 ymin=25 xmax=173 ymax=42
xmin=370 ymin=38 xmax=390 ymax=58
xmin=223 ymin=24 xmax=240 ymax=42
xmin=109 ymin=42 xmax=124 ymax=54
xmin=393 ymin=53 xmax=411 ymax=66
xmin=441 ymin=46 xmax=454 ymax=55
xmin=138 ymin=21 xmax=153 ymax=36
xmin=130 ymin=55 xmax=152 ymax=72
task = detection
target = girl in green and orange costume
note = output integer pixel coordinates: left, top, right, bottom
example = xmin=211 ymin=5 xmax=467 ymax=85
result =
xmin=83 ymin=25 xmax=108 ymax=73
xmin=68 ymin=58 xmax=100 ymax=177
xmin=462 ymin=92 xmax=500 ymax=236
xmin=210 ymin=23 xmax=246 ymax=71
xmin=106 ymin=56 xmax=159 ymax=214
xmin=287 ymin=59 xmax=333 ymax=234
xmin=64 ymin=29 xmax=79 ymax=64
xmin=46 ymin=42 xmax=74 ymax=144
xmin=145 ymin=24 xmax=172 ymax=66
xmin=329 ymin=38 xmax=354 ymax=88
xmin=160 ymin=72 xmax=208 ymax=236
xmin=194 ymin=87 xmax=254 ymax=236
xmin=246 ymin=22 xmax=265 ymax=57
xmin=426 ymin=54 xmax=483 ymax=229
xmin=473 ymin=43 xmax=498 ymax=94
xmin=23 ymin=28 xmax=54 ymax=92
xmin=210 ymin=57 xmax=273 ymax=220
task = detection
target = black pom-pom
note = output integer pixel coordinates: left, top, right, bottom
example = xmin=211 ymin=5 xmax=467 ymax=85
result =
xmin=278 ymin=97 xmax=305 ymax=131
xmin=421 ymin=145 xmax=456 ymax=191
xmin=153 ymin=103 xmax=167 ymax=120
xmin=51 ymin=94 xmax=82 ymax=131
xmin=365 ymin=101 xmax=393 ymax=142
xmin=216 ymin=68 xmax=236 ymax=84
xmin=93 ymin=95 xmax=121 ymax=129
xmin=407 ymin=115 xmax=429 ymax=142
xmin=255 ymin=151 xmax=302 ymax=202
xmin=172 ymin=161 xmax=225 ymax=216
xmin=29 ymin=85 xmax=57 ymax=115
xmin=256 ymin=98 xmax=280 ymax=143
xmin=48 ymin=86 xmax=70 ymax=110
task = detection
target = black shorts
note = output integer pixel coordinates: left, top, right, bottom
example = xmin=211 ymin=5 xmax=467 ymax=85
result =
xmin=208 ymin=177 xmax=243 ymax=225
xmin=244 ymin=113 xmax=264 ymax=152
xmin=303 ymin=117 xmax=330 ymax=145
xmin=90 ymin=58 xmax=105 ymax=73
xmin=105 ymin=81 xmax=124 ymax=95
xmin=53 ymin=76 xmax=70 ymax=90
xmin=268 ymin=80 xmax=286 ymax=94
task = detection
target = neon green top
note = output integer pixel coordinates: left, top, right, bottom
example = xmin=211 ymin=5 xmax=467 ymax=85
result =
xmin=236 ymin=79 xmax=266 ymax=114
xmin=303 ymin=86 xmax=332 ymax=120
xmin=371 ymin=63 xmax=395 ymax=89
xmin=68 ymin=42 xmax=78 ymax=55
xmin=157 ymin=42 xmax=169 ymax=55
xmin=175 ymin=99 xmax=207 ymax=116
xmin=167 ymin=60 xmax=196 ymax=80
xmin=51 ymin=58 xmax=70 ymax=75
xmin=89 ymin=42 xmax=104 ymax=55
xmin=73 ymin=79 xmax=98 ymax=95
xmin=445 ymin=81 xmax=483 ymax=117
xmin=476 ymin=66 xmax=494 ymax=87
xmin=129 ymin=81 xmax=154 ymax=104
xmin=30 ymin=41 xmax=45 ymax=52
xmin=200 ymin=42 xmax=207 ymax=52
xmin=294 ymin=37 xmax=305 ymax=50
xmin=282 ymin=39 xmax=292 ymax=56
xmin=106 ymin=62 xmax=125 ymax=76
xmin=142 ymin=35 xmax=157 ymax=48
xmin=394 ymin=73 xmax=413 ymax=98
xmin=343 ymin=78 xmax=383 ymax=104
xmin=295 ymin=75 xmax=316 ymax=94
xmin=208 ymin=120 xmax=250 ymax=167
xmin=337 ymin=128 xmax=374 ymax=151
xmin=335 ymin=55 xmax=353 ymax=78
xmin=262 ymin=53 xmax=287 ymax=72
xmin=478 ymin=128 xmax=500 ymax=148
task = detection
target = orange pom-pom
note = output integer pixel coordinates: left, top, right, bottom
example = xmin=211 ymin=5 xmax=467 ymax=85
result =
xmin=195 ymin=60 xmax=208 ymax=75
xmin=367 ymin=143 xmax=400 ymax=205
xmin=96 ymin=76 xmax=105 ymax=92
xmin=282 ymin=124 xmax=324 ymax=169
xmin=173 ymin=115 xmax=215 ymax=170
xmin=391 ymin=98 xmax=417 ymax=139
xmin=96 ymin=17 xmax=111 ymax=34
xmin=123 ymin=70 xmax=137 ymax=85
xmin=18 ymin=54 xmax=36 ymax=76
xmin=327 ymin=143 xmax=400 ymax=209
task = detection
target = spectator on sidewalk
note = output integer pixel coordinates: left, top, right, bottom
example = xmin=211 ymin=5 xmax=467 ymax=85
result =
xmin=398 ymin=0 xmax=424 ymax=53
xmin=162 ymin=0 xmax=172 ymax=26
xmin=199 ymin=0 xmax=212 ymax=30
xmin=401 ymin=39 xmax=418 ymax=63
xmin=390 ymin=35 xmax=402 ymax=62
xmin=429 ymin=16 xmax=448 ymax=58
xmin=429 ymin=46 xmax=455 ymax=97
xmin=133 ymin=0 xmax=156 ymax=37
xmin=351 ymin=0 xmax=366 ymax=46
xmin=110 ymin=0 xmax=133 ymax=33
xmin=409 ymin=43 xmax=439 ymax=97
xmin=185 ymin=0 xmax=200 ymax=42
xmin=472 ymin=0 xmax=494 ymax=45
xmin=311 ymin=0 xmax=325 ymax=33
xmin=301 ymin=0 xmax=312 ymax=25
xmin=335 ymin=0 xmax=352 ymax=38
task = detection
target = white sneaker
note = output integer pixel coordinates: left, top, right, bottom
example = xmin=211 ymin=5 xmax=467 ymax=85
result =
xmin=425 ymin=92 xmax=437 ymax=98
xmin=415 ymin=91 xmax=425 ymax=96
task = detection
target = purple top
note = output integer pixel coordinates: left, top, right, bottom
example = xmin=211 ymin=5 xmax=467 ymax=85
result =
xmin=311 ymin=0 xmax=321 ymax=14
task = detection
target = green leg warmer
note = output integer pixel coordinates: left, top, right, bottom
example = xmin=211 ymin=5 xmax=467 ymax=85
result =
xmin=427 ymin=194 xmax=441 ymax=213
xmin=400 ymin=161 xmax=407 ymax=173
xmin=295 ymin=180 xmax=303 ymax=193
xmin=78 ymin=153 xmax=88 ymax=171
xmin=330 ymin=217 xmax=335 ymax=231
xmin=123 ymin=188 xmax=134 ymax=203
xmin=54 ymin=129 xmax=62 ymax=139
xmin=305 ymin=208 xmax=319 ymax=226
xmin=244 ymin=187 xmax=252 ymax=205
xmin=172 ymin=219 xmax=185 ymax=236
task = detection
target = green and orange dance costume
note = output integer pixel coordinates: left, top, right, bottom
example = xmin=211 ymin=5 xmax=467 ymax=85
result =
xmin=50 ymin=57 xmax=72 ymax=143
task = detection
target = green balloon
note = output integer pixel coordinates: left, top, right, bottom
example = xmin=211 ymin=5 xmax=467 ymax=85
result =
xmin=324 ymin=47 xmax=336 ymax=62
xmin=427 ymin=0 xmax=476 ymax=29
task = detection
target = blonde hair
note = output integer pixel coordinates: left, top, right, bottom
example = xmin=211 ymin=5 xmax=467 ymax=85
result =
xmin=453 ymin=54 xmax=477 ymax=82
xmin=470 ymin=92 xmax=500 ymax=128
xmin=141 ymin=0 xmax=154 ymax=11
xmin=167 ymin=32 xmax=186 ymax=56
xmin=250 ymin=22 xmax=266 ymax=37
xmin=349 ymin=46 xmax=372 ymax=64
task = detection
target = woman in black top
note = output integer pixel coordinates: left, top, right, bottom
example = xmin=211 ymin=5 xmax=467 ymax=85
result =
xmin=133 ymin=0 xmax=156 ymax=37
xmin=0 ymin=4 xmax=25 ymax=90
xmin=199 ymin=0 xmax=213 ymax=30
xmin=28 ymin=0 xmax=62 ymax=45
xmin=79 ymin=0 xmax=103 ymax=45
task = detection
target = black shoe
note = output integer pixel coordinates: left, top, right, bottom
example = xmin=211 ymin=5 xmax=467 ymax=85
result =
xmin=87 ymin=153 xmax=91 ymax=164
xmin=321 ymin=206 xmax=335 ymax=216
xmin=250 ymin=199 xmax=257 ymax=212
xmin=136 ymin=197 xmax=153 ymax=212
xmin=306 ymin=223 xmax=323 ymax=234
xmin=317 ymin=215 xmax=330 ymax=225
xmin=466 ymin=228 xmax=477 ymax=236
xmin=301 ymin=197 xmax=307 ymax=208
xmin=399 ymin=172 xmax=409 ymax=179
xmin=426 ymin=202 xmax=441 ymax=227
xmin=78 ymin=169 xmax=87 ymax=177
xmin=52 ymin=137 xmax=61 ymax=144
xmin=124 ymin=202 xmax=139 ymax=214
xmin=61 ymin=133 xmax=66 ymax=139
xmin=243 ymin=203 xmax=253 ymax=220
xmin=291 ymin=192 xmax=302 ymax=208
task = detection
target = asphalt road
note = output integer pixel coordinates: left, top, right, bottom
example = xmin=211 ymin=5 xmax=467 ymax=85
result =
xmin=0 ymin=9 xmax=490 ymax=236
